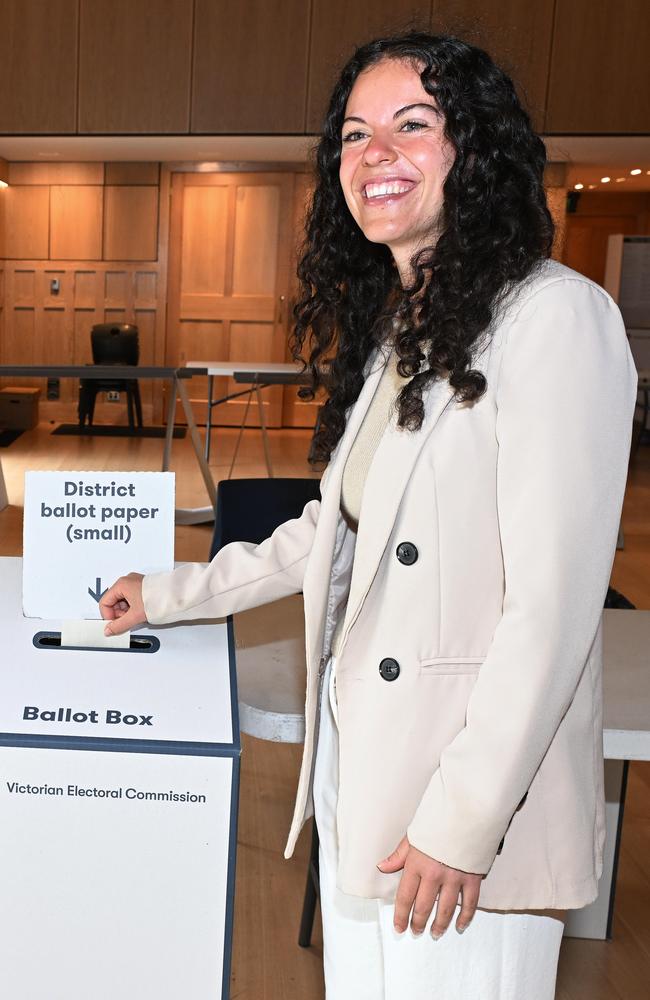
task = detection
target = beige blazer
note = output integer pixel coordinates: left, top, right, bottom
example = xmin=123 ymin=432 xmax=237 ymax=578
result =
xmin=143 ymin=259 xmax=637 ymax=910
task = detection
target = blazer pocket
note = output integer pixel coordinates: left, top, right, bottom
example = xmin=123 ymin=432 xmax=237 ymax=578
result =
xmin=418 ymin=656 xmax=484 ymax=676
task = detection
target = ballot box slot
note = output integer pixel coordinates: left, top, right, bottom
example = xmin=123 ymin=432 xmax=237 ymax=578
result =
xmin=32 ymin=632 xmax=160 ymax=654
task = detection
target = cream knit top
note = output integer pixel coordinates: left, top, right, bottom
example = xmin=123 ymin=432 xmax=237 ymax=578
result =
xmin=330 ymin=344 xmax=411 ymax=656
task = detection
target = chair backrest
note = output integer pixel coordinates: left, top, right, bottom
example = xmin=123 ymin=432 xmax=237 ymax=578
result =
xmin=91 ymin=324 xmax=139 ymax=366
xmin=210 ymin=477 xmax=321 ymax=560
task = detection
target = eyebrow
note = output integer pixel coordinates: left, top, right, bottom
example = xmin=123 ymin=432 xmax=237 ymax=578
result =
xmin=342 ymin=103 xmax=440 ymax=126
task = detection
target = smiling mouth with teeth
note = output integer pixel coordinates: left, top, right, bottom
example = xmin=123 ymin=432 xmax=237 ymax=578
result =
xmin=364 ymin=181 xmax=415 ymax=200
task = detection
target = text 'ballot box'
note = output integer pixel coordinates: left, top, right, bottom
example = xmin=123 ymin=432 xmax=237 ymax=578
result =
xmin=0 ymin=558 xmax=239 ymax=1000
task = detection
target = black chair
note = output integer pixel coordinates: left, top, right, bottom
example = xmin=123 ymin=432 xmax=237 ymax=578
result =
xmin=209 ymin=476 xmax=322 ymax=948
xmin=78 ymin=323 xmax=143 ymax=429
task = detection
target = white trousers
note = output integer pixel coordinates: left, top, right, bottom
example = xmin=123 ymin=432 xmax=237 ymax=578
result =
xmin=312 ymin=656 xmax=565 ymax=1000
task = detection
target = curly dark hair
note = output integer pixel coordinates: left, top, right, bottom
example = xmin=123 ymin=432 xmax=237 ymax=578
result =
xmin=290 ymin=31 xmax=554 ymax=466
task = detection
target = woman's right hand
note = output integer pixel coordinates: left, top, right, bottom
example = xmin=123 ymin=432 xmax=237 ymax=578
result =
xmin=100 ymin=573 xmax=146 ymax=635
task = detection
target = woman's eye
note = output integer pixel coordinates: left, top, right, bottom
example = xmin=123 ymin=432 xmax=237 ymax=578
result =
xmin=342 ymin=130 xmax=367 ymax=143
xmin=399 ymin=120 xmax=427 ymax=133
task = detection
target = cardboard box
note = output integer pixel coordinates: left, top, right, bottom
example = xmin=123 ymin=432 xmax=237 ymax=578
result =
xmin=0 ymin=387 xmax=40 ymax=429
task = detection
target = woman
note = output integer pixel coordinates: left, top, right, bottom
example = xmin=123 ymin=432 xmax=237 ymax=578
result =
xmin=101 ymin=32 xmax=637 ymax=1000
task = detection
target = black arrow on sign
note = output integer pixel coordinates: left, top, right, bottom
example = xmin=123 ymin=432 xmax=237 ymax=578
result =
xmin=88 ymin=578 xmax=108 ymax=603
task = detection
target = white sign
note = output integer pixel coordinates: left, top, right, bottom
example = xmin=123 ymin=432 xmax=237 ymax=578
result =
xmin=23 ymin=471 xmax=175 ymax=619
xmin=0 ymin=746 xmax=232 ymax=1000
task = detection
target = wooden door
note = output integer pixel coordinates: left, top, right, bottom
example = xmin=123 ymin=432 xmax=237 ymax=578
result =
xmin=167 ymin=172 xmax=295 ymax=427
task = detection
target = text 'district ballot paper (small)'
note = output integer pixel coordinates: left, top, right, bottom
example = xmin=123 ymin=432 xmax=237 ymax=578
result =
xmin=23 ymin=471 xmax=175 ymax=619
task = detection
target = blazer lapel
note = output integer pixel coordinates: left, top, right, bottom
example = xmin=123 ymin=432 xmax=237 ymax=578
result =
xmin=302 ymin=348 xmax=389 ymax=671
xmin=336 ymin=373 xmax=456 ymax=652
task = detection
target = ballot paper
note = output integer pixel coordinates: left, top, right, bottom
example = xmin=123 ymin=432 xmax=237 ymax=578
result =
xmin=60 ymin=619 xmax=131 ymax=650
xmin=23 ymin=470 xmax=175 ymax=619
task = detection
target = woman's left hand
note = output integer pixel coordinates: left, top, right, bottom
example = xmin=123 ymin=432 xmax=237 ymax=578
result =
xmin=377 ymin=836 xmax=482 ymax=938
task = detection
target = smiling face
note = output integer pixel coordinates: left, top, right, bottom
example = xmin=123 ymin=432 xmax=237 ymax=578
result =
xmin=339 ymin=58 xmax=456 ymax=282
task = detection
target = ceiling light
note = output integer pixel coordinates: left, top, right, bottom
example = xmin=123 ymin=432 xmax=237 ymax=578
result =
xmin=601 ymin=176 xmax=611 ymax=183
xmin=615 ymin=177 xmax=626 ymax=182
xmin=574 ymin=183 xmax=584 ymax=190
xmin=0 ymin=180 xmax=8 ymax=189
xmin=630 ymin=168 xmax=642 ymax=175
xmin=588 ymin=184 xmax=597 ymax=189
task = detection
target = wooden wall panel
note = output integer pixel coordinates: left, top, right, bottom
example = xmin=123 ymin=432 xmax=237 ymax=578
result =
xmin=74 ymin=271 xmax=100 ymax=310
xmin=4 ymin=306 xmax=36 ymax=366
xmin=546 ymin=0 xmax=650 ymax=133
xmin=103 ymin=187 xmax=159 ymax=261
xmin=562 ymin=192 xmax=650 ymax=284
xmin=306 ymin=0 xmax=432 ymax=132
xmin=105 ymin=163 xmax=160 ymax=186
xmin=74 ymin=308 xmax=95 ymax=366
xmin=1 ymin=261 xmax=165 ymax=422
xmin=134 ymin=309 xmax=157 ymax=409
xmin=135 ymin=272 xmax=158 ymax=307
xmin=50 ymin=186 xmax=103 ymax=261
xmin=78 ymin=0 xmax=193 ymax=133
xmin=433 ymin=0 xmax=555 ymax=129
xmin=9 ymin=163 xmax=104 ymax=186
xmin=0 ymin=161 xmax=165 ymax=422
xmin=0 ymin=192 xmax=6 ymax=259
xmin=41 ymin=268 xmax=70 ymax=310
xmin=3 ymin=188 xmax=50 ymax=260
xmin=41 ymin=308 xmax=71 ymax=363
xmin=0 ymin=0 xmax=78 ymax=133
xmin=192 ymin=0 xmax=310 ymax=133
xmin=105 ymin=271 xmax=131 ymax=309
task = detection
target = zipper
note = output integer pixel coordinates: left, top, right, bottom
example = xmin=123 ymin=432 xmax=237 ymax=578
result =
xmin=304 ymin=654 xmax=328 ymax=815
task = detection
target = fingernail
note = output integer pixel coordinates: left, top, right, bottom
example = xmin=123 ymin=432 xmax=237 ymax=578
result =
xmin=456 ymin=925 xmax=466 ymax=934
xmin=431 ymin=930 xmax=442 ymax=941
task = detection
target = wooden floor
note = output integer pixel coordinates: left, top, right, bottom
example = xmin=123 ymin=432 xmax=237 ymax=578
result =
xmin=1 ymin=421 xmax=649 ymax=999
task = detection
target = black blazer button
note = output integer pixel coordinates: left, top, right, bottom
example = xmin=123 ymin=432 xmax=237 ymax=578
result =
xmin=379 ymin=657 xmax=400 ymax=682
xmin=396 ymin=541 xmax=418 ymax=565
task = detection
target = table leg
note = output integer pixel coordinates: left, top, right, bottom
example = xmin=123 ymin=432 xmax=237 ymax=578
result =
xmin=563 ymin=758 xmax=628 ymax=940
xmin=228 ymin=389 xmax=253 ymax=480
xmin=205 ymin=374 xmax=214 ymax=463
xmin=176 ymin=377 xmax=218 ymax=512
xmin=162 ymin=381 xmax=177 ymax=472
xmin=255 ymin=383 xmax=274 ymax=478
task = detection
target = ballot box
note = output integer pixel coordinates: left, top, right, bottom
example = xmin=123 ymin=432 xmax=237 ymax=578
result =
xmin=0 ymin=557 xmax=239 ymax=1000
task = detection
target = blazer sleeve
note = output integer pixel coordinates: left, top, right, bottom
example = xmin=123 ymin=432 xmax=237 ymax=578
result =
xmin=142 ymin=497 xmax=320 ymax=625
xmin=406 ymin=276 xmax=638 ymax=875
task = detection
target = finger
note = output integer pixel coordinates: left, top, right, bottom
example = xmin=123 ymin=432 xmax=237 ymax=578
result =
xmin=430 ymin=881 xmax=461 ymax=939
xmin=409 ymin=878 xmax=439 ymax=936
xmin=99 ymin=580 xmax=128 ymax=617
xmin=456 ymin=879 xmax=481 ymax=934
xmin=104 ymin=606 xmax=141 ymax=636
xmin=102 ymin=598 xmax=129 ymax=620
xmin=393 ymin=869 xmax=420 ymax=933
xmin=377 ymin=835 xmax=409 ymax=873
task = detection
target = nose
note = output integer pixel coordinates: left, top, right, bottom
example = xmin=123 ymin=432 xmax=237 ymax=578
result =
xmin=362 ymin=131 xmax=398 ymax=167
